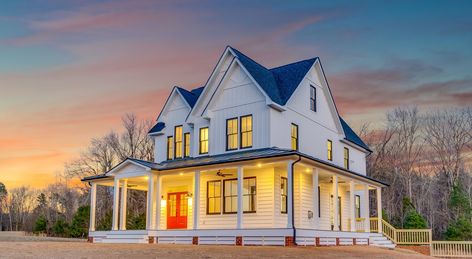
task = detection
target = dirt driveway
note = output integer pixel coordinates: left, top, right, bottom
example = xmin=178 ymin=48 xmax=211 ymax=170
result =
xmin=0 ymin=241 xmax=431 ymax=259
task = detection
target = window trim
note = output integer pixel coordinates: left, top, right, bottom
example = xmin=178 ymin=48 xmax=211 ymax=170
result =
xmin=281 ymin=177 xmax=288 ymax=214
xmin=318 ymin=186 xmax=321 ymax=218
xmin=291 ymin=123 xmax=299 ymax=151
xmin=222 ymin=177 xmax=257 ymax=214
xmin=206 ymin=180 xmax=221 ymax=215
xmin=310 ymin=85 xmax=317 ymax=112
xmin=226 ymin=117 xmax=239 ymax=151
xmin=344 ymin=147 xmax=350 ymax=170
xmin=167 ymin=136 xmax=174 ymax=160
xmin=174 ymin=125 xmax=183 ymax=159
xmin=327 ymin=139 xmax=333 ymax=161
xmin=184 ymin=132 xmax=190 ymax=158
xmin=199 ymin=127 xmax=209 ymax=155
xmin=240 ymin=114 xmax=253 ymax=149
xmin=355 ymin=195 xmax=361 ymax=218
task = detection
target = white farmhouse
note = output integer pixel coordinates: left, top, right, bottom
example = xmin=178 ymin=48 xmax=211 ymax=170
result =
xmin=83 ymin=46 xmax=392 ymax=247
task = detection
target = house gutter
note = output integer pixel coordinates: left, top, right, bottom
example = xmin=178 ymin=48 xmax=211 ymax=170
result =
xmin=291 ymin=155 xmax=302 ymax=245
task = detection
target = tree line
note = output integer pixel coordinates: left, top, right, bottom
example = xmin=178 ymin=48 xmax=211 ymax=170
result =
xmin=0 ymin=108 xmax=470 ymax=240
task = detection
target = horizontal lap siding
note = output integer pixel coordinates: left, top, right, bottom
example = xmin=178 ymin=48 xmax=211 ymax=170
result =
xmin=298 ymin=171 xmax=315 ymax=229
xmin=319 ymin=183 xmax=332 ymax=230
xmin=273 ymin=167 xmax=287 ymax=228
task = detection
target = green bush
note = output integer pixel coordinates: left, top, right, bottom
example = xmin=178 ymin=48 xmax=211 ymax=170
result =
xmin=127 ymin=213 xmax=146 ymax=230
xmin=96 ymin=210 xmax=112 ymax=231
xmin=402 ymin=197 xmax=428 ymax=229
xmin=52 ymin=219 xmax=69 ymax=236
xmin=445 ymin=217 xmax=472 ymax=241
xmin=34 ymin=215 xmax=47 ymax=233
xmin=69 ymin=206 xmax=90 ymax=238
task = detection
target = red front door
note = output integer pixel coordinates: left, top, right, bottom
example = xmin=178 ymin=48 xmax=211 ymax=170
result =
xmin=167 ymin=192 xmax=188 ymax=229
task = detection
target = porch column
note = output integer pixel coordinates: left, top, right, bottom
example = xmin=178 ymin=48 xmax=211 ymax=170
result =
xmin=237 ymin=166 xmax=244 ymax=229
xmin=119 ymin=179 xmax=128 ymax=230
xmin=312 ymin=168 xmax=319 ymax=229
xmin=287 ymin=162 xmax=293 ymax=228
xmin=332 ymin=175 xmax=339 ymax=231
xmin=193 ymin=171 xmax=200 ymax=229
xmin=376 ymin=187 xmax=382 ymax=233
xmin=349 ymin=180 xmax=356 ymax=232
xmin=89 ymin=182 xmax=97 ymax=232
xmin=363 ymin=184 xmax=370 ymax=232
xmin=146 ymin=175 xmax=155 ymax=230
xmin=155 ymin=174 xmax=162 ymax=230
xmin=112 ymin=178 xmax=120 ymax=231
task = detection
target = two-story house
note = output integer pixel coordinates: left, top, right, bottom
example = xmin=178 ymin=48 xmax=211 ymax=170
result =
xmin=82 ymin=46 xmax=390 ymax=247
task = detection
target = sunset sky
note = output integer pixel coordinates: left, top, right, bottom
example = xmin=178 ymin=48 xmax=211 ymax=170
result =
xmin=1 ymin=0 xmax=471 ymax=189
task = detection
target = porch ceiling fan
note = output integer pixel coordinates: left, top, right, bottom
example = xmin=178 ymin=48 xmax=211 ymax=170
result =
xmin=216 ymin=170 xmax=232 ymax=177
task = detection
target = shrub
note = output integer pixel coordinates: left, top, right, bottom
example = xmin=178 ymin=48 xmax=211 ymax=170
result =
xmin=69 ymin=206 xmax=90 ymax=238
xmin=52 ymin=219 xmax=69 ymax=236
xmin=34 ymin=215 xmax=47 ymax=233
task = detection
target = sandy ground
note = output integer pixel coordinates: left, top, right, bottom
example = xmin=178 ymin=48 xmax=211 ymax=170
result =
xmin=0 ymin=241 xmax=432 ymax=259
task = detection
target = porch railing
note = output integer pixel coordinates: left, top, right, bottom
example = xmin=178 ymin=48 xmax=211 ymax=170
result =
xmin=347 ymin=218 xmax=368 ymax=232
xmin=369 ymin=217 xmax=431 ymax=245
xmin=431 ymin=241 xmax=472 ymax=258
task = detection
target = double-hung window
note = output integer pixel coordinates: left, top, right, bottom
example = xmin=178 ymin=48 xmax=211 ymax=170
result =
xmin=174 ymin=126 xmax=183 ymax=159
xmin=199 ymin=127 xmax=209 ymax=154
xmin=226 ymin=118 xmax=238 ymax=151
xmin=355 ymin=195 xmax=361 ymax=218
xmin=207 ymin=181 xmax=221 ymax=214
xmin=184 ymin=133 xmax=190 ymax=157
xmin=327 ymin=140 xmax=333 ymax=161
xmin=167 ymin=136 xmax=174 ymax=160
xmin=310 ymin=85 xmax=317 ymax=112
xmin=344 ymin=147 xmax=349 ymax=169
xmin=291 ymin=124 xmax=298 ymax=151
xmin=281 ymin=177 xmax=287 ymax=214
xmin=240 ymin=115 xmax=252 ymax=149
xmin=223 ymin=177 xmax=256 ymax=213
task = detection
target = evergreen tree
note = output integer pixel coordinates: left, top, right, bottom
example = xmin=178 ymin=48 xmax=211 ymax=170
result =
xmin=445 ymin=183 xmax=472 ymax=240
xmin=52 ymin=219 xmax=69 ymax=237
xmin=34 ymin=215 xmax=47 ymax=233
xmin=402 ymin=197 xmax=427 ymax=229
xmin=69 ymin=206 xmax=90 ymax=238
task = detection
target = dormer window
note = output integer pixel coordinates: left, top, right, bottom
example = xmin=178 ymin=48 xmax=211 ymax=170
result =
xmin=167 ymin=136 xmax=174 ymax=160
xmin=199 ymin=127 xmax=209 ymax=154
xmin=310 ymin=85 xmax=317 ymax=112
xmin=174 ymin=126 xmax=183 ymax=159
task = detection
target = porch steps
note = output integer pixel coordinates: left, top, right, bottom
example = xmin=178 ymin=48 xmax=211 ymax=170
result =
xmin=369 ymin=233 xmax=396 ymax=249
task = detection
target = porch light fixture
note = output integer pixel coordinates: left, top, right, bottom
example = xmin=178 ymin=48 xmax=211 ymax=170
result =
xmin=305 ymin=168 xmax=311 ymax=173
xmin=179 ymin=172 xmax=184 ymax=176
xmin=257 ymin=163 xmax=262 ymax=168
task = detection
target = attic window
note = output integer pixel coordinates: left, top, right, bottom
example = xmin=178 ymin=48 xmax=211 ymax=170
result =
xmin=310 ymin=85 xmax=317 ymax=112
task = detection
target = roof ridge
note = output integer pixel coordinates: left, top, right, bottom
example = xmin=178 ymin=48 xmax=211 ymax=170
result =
xmin=228 ymin=46 xmax=269 ymax=71
xmin=269 ymin=57 xmax=318 ymax=71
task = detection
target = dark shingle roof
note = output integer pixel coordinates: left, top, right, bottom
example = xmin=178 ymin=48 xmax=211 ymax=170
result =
xmin=177 ymin=86 xmax=204 ymax=108
xmin=229 ymin=46 xmax=317 ymax=106
xmin=339 ymin=117 xmax=371 ymax=152
xmin=148 ymin=122 xmax=165 ymax=135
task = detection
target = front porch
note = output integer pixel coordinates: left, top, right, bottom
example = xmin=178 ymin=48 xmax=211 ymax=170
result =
xmin=85 ymin=154 xmax=386 ymax=246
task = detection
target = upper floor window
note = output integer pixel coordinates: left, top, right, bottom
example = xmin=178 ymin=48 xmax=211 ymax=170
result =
xmin=207 ymin=180 xmax=221 ymax=214
xmin=327 ymin=140 xmax=333 ymax=161
xmin=240 ymin=115 xmax=253 ymax=149
xmin=291 ymin=123 xmax=298 ymax=151
xmin=174 ymin=126 xmax=183 ymax=159
xmin=281 ymin=177 xmax=287 ymax=214
xmin=355 ymin=195 xmax=361 ymax=218
xmin=199 ymin=127 xmax=209 ymax=154
xmin=310 ymin=85 xmax=317 ymax=112
xmin=167 ymin=136 xmax=174 ymax=160
xmin=184 ymin=133 xmax=190 ymax=157
xmin=344 ymin=147 xmax=349 ymax=169
xmin=226 ymin=118 xmax=238 ymax=151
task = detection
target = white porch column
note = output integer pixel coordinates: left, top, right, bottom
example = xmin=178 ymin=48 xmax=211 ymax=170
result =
xmin=155 ymin=174 xmax=162 ymax=230
xmin=89 ymin=183 xmax=97 ymax=232
xmin=119 ymin=179 xmax=128 ymax=230
xmin=146 ymin=175 xmax=155 ymax=230
xmin=237 ymin=166 xmax=244 ymax=229
xmin=193 ymin=171 xmax=200 ymax=230
xmin=363 ymin=184 xmax=370 ymax=232
xmin=112 ymin=178 xmax=120 ymax=230
xmin=332 ymin=175 xmax=339 ymax=231
xmin=349 ymin=180 xmax=356 ymax=232
xmin=312 ymin=168 xmax=319 ymax=229
xmin=287 ymin=162 xmax=294 ymax=228
xmin=377 ymin=187 xmax=382 ymax=233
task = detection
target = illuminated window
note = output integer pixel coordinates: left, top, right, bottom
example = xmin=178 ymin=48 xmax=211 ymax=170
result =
xmin=226 ymin=118 xmax=238 ymax=151
xmin=281 ymin=177 xmax=287 ymax=214
xmin=240 ymin=115 xmax=252 ymax=149
xmin=355 ymin=195 xmax=361 ymax=218
xmin=327 ymin=140 xmax=333 ymax=161
xmin=199 ymin=127 xmax=209 ymax=154
xmin=223 ymin=177 xmax=256 ymax=213
xmin=310 ymin=85 xmax=317 ymax=112
xmin=184 ymin=133 xmax=190 ymax=157
xmin=344 ymin=147 xmax=349 ymax=169
xmin=207 ymin=181 xmax=221 ymax=214
xmin=174 ymin=126 xmax=183 ymax=159
xmin=167 ymin=136 xmax=174 ymax=160
xmin=291 ymin=124 xmax=298 ymax=151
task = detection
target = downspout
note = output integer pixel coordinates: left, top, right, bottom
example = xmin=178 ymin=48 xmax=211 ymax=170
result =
xmin=291 ymin=155 xmax=302 ymax=245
